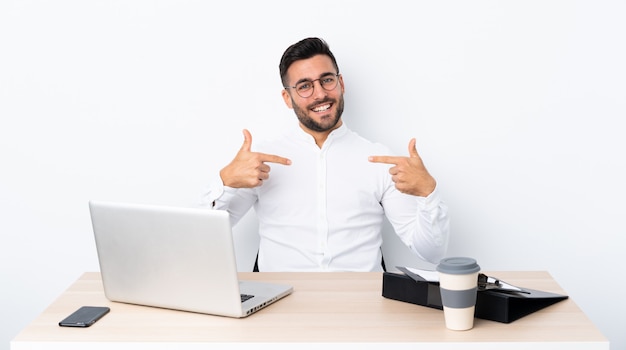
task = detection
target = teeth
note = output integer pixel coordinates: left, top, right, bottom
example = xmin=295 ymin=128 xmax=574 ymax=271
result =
xmin=313 ymin=104 xmax=331 ymax=112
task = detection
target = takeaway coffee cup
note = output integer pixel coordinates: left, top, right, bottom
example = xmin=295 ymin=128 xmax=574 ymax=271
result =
xmin=436 ymin=257 xmax=481 ymax=331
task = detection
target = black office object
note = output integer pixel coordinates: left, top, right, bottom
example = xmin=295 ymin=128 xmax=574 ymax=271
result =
xmin=381 ymin=272 xmax=568 ymax=323
xmin=59 ymin=306 xmax=110 ymax=327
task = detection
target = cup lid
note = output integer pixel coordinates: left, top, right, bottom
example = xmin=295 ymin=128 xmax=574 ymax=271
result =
xmin=436 ymin=257 xmax=480 ymax=274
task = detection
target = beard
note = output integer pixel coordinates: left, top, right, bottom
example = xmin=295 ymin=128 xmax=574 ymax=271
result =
xmin=292 ymin=95 xmax=345 ymax=133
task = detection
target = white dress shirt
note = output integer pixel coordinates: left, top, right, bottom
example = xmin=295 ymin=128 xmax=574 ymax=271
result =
xmin=201 ymin=123 xmax=449 ymax=272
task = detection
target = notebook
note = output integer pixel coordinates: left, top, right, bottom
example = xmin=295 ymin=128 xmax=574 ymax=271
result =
xmin=89 ymin=200 xmax=293 ymax=318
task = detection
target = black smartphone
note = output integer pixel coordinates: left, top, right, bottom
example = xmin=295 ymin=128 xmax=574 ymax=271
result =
xmin=58 ymin=306 xmax=110 ymax=327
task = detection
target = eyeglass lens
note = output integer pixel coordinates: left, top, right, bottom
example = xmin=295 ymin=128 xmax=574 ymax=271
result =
xmin=295 ymin=74 xmax=338 ymax=97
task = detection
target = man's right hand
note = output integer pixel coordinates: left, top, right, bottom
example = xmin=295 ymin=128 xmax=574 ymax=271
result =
xmin=219 ymin=129 xmax=291 ymax=188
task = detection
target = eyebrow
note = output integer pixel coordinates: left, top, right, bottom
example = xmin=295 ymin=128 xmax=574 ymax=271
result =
xmin=294 ymin=72 xmax=337 ymax=85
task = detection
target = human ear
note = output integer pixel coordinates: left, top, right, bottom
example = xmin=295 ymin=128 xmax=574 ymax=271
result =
xmin=281 ymin=89 xmax=294 ymax=109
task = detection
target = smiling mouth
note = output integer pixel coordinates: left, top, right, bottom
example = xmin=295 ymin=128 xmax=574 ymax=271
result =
xmin=311 ymin=103 xmax=332 ymax=112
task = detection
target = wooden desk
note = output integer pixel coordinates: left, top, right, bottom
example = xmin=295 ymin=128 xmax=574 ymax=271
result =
xmin=11 ymin=271 xmax=608 ymax=349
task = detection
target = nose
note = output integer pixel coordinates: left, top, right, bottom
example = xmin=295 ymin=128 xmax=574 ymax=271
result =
xmin=310 ymin=79 xmax=327 ymax=100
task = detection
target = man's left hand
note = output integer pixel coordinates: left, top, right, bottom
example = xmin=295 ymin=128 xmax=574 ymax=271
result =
xmin=368 ymin=138 xmax=436 ymax=197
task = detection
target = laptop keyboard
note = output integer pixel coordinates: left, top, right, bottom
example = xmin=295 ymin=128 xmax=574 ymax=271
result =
xmin=241 ymin=294 xmax=254 ymax=303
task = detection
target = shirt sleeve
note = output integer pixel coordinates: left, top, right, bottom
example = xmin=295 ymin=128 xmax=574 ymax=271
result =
xmin=382 ymin=184 xmax=450 ymax=264
xmin=199 ymin=172 xmax=224 ymax=208
xmin=198 ymin=172 xmax=258 ymax=227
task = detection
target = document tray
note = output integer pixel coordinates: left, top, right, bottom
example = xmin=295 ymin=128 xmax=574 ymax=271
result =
xmin=381 ymin=272 xmax=568 ymax=323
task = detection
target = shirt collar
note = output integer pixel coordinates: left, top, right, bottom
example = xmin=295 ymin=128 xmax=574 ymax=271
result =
xmin=292 ymin=121 xmax=348 ymax=145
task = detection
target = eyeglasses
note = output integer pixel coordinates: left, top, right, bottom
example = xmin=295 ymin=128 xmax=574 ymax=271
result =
xmin=284 ymin=73 xmax=340 ymax=98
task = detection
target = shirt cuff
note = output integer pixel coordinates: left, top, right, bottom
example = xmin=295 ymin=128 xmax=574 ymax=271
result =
xmin=416 ymin=184 xmax=442 ymax=211
xmin=199 ymin=172 xmax=225 ymax=208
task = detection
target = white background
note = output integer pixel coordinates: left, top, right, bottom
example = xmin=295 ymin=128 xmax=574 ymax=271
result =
xmin=1 ymin=1 xmax=624 ymax=349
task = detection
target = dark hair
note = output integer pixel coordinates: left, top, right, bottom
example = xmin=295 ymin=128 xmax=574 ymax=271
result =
xmin=279 ymin=37 xmax=340 ymax=87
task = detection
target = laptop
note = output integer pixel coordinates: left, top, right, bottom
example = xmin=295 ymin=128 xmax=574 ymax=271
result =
xmin=89 ymin=200 xmax=293 ymax=318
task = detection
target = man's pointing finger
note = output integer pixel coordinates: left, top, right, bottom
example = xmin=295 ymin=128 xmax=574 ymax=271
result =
xmin=260 ymin=153 xmax=292 ymax=166
xmin=368 ymin=155 xmax=402 ymax=165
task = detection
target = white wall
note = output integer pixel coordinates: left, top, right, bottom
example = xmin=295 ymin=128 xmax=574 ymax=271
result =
xmin=1 ymin=1 xmax=624 ymax=349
